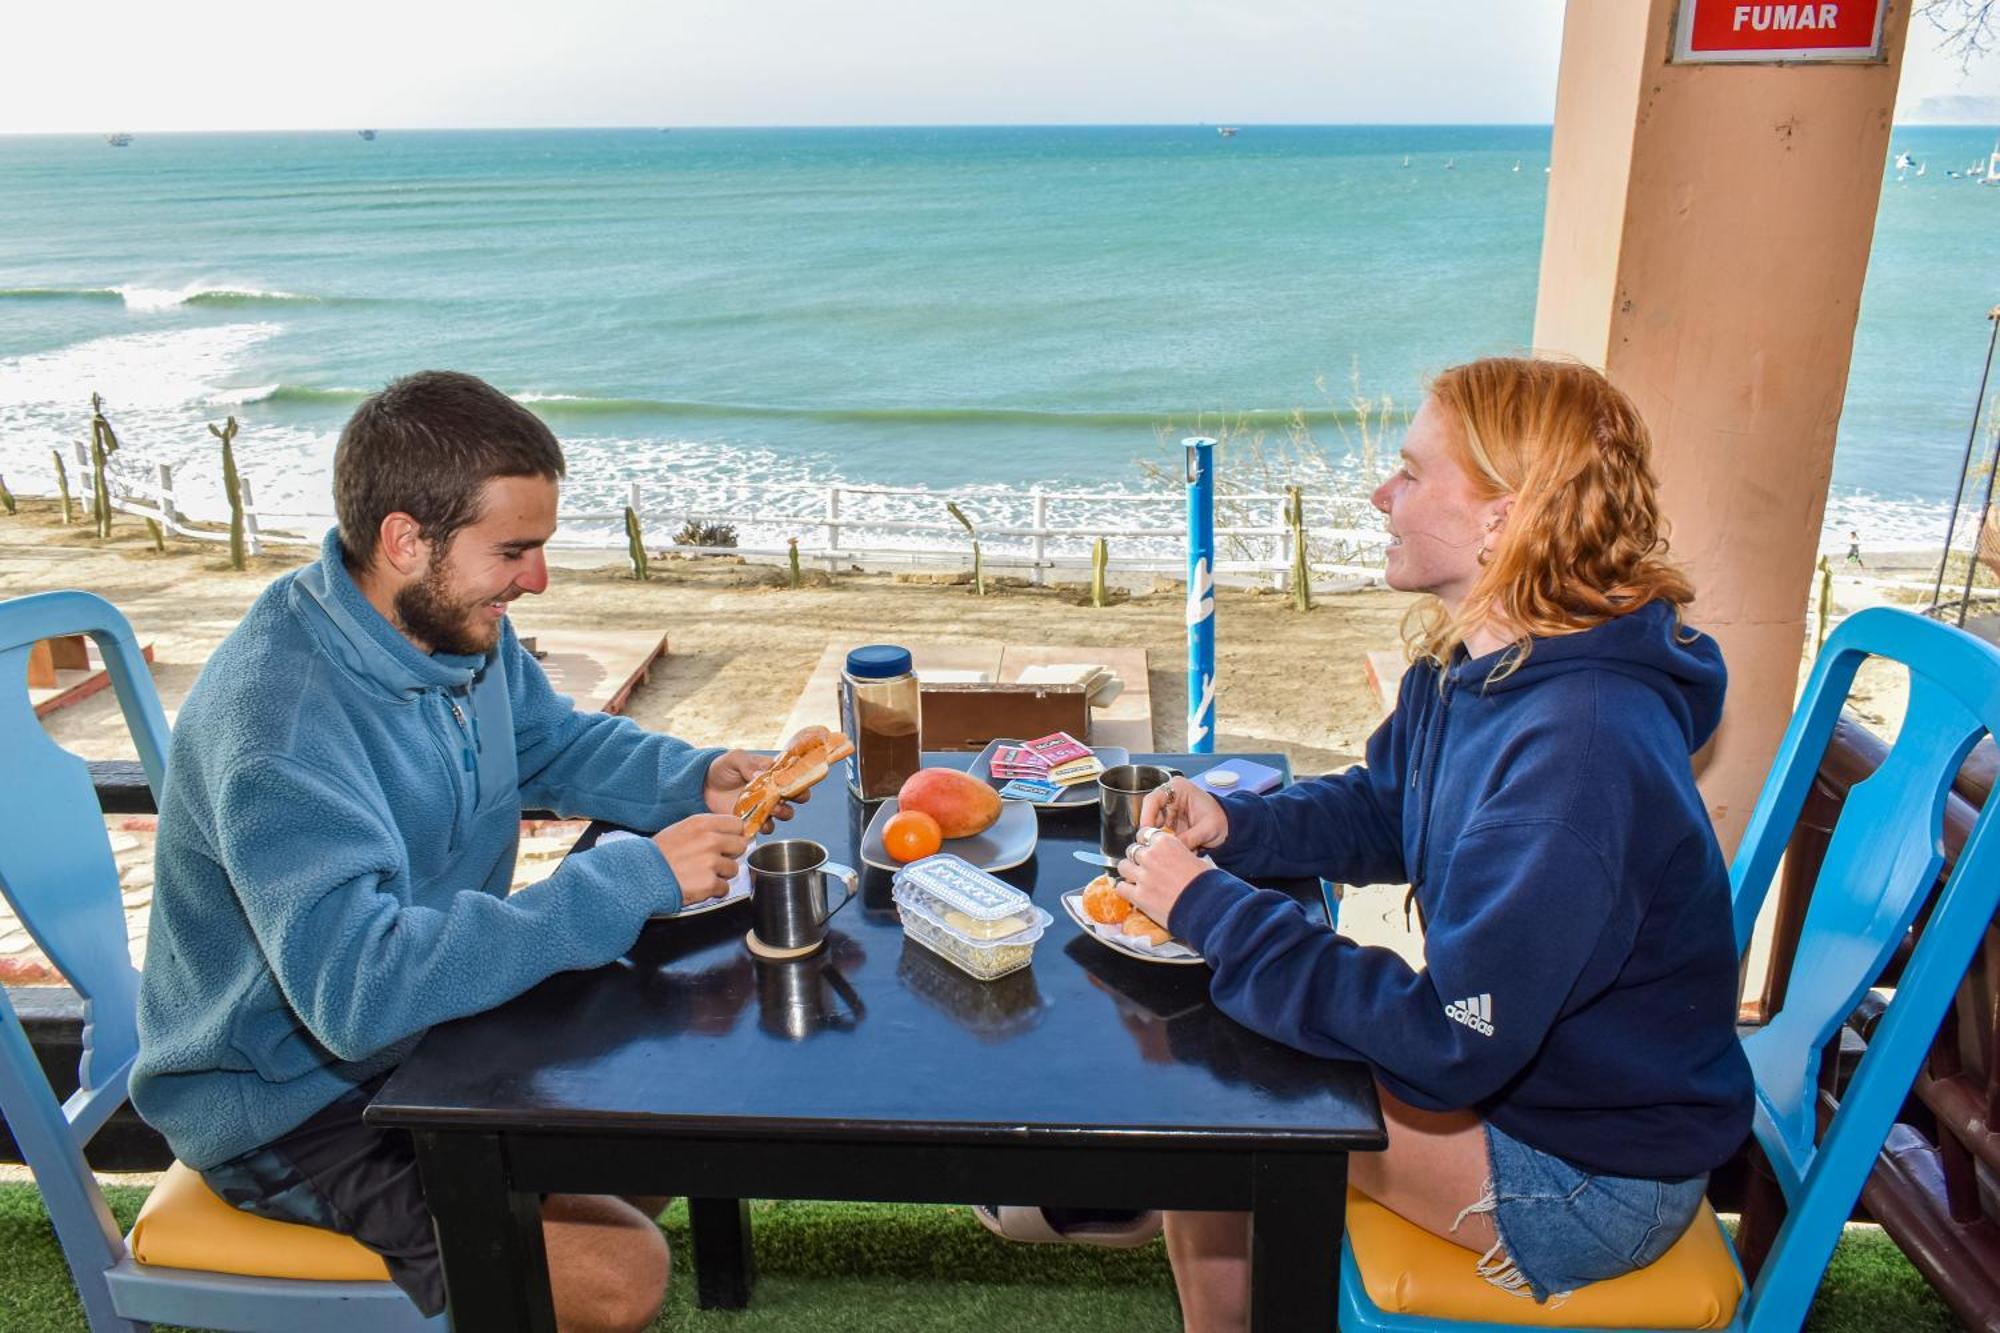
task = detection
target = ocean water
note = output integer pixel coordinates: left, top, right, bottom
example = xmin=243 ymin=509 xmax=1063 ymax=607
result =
xmin=0 ymin=124 xmax=1994 ymax=554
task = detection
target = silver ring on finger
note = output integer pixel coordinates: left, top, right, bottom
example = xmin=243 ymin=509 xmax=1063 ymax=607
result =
xmin=1137 ymin=825 xmax=1167 ymax=848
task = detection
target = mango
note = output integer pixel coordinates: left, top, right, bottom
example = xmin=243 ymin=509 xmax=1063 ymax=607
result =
xmin=897 ymin=767 xmax=1003 ymax=839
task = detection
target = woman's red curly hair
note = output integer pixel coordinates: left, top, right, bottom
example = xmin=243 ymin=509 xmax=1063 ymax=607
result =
xmin=1405 ymin=356 xmax=1694 ymax=673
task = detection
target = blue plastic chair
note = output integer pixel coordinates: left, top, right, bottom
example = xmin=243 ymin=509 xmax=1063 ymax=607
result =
xmin=1337 ymin=606 xmax=2000 ymax=1332
xmin=0 ymin=591 xmax=443 ymax=1332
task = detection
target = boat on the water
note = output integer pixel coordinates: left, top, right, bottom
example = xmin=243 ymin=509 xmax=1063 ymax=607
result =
xmin=105 ymin=133 xmax=132 ymax=148
xmin=1216 ymin=126 xmax=1238 ymax=138
xmin=357 ymin=129 xmax=377 ymax=141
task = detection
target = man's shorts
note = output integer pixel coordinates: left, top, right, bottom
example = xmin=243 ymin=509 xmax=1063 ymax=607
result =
xmin=198 ymin=1073 xmax=445 ymax=1317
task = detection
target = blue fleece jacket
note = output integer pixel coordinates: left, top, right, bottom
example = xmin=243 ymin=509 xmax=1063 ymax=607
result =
xmin=1172 ymin=600 xmax=1754 ymax=1179
xmin=132 ymin=531 xmax=724 ymax=1169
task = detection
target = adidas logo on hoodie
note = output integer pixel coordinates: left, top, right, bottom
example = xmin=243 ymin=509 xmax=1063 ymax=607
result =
xmin=1445 ymin=993 xmax=1494 ymax=1036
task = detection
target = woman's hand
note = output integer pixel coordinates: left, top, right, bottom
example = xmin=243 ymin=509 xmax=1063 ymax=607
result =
xmin=1114 ymin=827 xmax=1211 ymax=926
xmin=1140 ymin=776 xmax=1228 ymax=851
xmin=702 ymin=750 xmax=806 ymax=833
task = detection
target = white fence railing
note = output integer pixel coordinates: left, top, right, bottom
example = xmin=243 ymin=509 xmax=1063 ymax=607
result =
xmin=19 ymin=444 xmax=1391 ymax=591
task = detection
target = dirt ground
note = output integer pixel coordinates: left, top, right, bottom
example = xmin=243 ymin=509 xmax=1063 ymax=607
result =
xmin=3 ymin=496 xmax=1919 ymax=769
xmin=0 ymin=499 xmax=1921 ymax=987
xmin=2 ymin=499 xmax=1411 ymax=776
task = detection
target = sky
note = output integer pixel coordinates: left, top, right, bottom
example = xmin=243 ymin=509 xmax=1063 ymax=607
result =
xmin=1 ymin=0 xmax=1995 ymax=133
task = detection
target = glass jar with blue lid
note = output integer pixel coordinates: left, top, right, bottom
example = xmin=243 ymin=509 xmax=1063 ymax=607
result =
xmin=839 ymin=644 xmax=920 ymax=800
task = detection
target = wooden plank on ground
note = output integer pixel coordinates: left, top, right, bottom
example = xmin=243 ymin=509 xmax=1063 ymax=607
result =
xmin=776 ymin=640 xmax=1004 ymax=748
xmin=996 ymin=645 xmax=1153 ymax=750
xmin=30 ymin=640 xmax=156 ymax=719
xmin=1364 ymin=650 xmax=1406 ymax=718
xmin=519 ymin=628 xmax=669 ymax=716
xmin=27 ymin=640 xmax=56 ymax=689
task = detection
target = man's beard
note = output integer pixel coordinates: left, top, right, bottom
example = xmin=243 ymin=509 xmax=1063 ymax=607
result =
xmin=394 ymin=563 xmax=502 ymax=657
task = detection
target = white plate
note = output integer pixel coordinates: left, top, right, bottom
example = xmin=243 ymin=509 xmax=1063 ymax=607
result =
xmin=970 ymin=739 xmax=1130 ymax=810
xmin=661 ymin=865 xmax=751 ymax=919
xmin=1060 ymin=889 xmax=1205 ymax=965
xmin=599 ymin=830 xmax=753 ymax=919
xmin=860 ymin=798 xmax=1038 ymax=873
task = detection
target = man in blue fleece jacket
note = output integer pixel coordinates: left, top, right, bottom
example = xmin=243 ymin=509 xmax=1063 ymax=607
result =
xmin=132 ymin=371 xmax=779 ymax=1331
xmin=1116 ymin=359 xmax=1755 ymax=1328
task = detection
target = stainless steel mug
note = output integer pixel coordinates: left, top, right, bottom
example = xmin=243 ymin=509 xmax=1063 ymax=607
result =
xmin=748 ymin=839 xmax=857 ymax=954
xmin=1098 ymin=764 xmax=1182 ymax=858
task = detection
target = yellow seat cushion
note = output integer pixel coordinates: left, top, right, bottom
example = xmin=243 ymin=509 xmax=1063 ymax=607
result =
xmin=1345 ymin=1187 xmax=1742 ymax=1329
xmin=128 ymin=1161 xmax=393 ymax=1282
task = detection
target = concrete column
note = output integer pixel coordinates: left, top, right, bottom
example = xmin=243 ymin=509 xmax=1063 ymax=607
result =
xmin=1534 ymin=0 xmax=1909 ymax=855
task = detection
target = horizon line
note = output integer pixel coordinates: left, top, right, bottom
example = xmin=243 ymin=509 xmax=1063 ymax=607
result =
xmin=8 ymin=121 xmax=1568 ymax=137
xmin=8 ymin=118 xmax=1994 ymax=138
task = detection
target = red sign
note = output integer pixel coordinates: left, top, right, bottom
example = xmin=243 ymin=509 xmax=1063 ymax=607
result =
xmin=1674 ymin=0 xmax=1885 ymax=61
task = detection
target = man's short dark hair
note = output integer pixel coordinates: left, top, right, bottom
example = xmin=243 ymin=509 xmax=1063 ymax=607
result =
xmin=334 ymin=371 xmax=566 ymax=570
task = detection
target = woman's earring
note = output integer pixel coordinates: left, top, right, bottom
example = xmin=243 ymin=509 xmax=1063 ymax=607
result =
xmin=1479 ymin=514 xmax=1501 ymax=564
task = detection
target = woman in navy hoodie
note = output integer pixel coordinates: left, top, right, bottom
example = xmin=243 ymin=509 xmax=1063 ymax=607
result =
xmin=1115 ymin=357 xmax=1754 ymax=1327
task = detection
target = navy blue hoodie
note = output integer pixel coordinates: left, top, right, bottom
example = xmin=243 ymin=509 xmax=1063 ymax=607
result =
xmin=1172 ymin=600 xmax=1754 ymax=1179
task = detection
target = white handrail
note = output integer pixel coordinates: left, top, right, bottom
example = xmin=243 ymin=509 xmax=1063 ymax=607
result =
xmin=14 ymin=457 xmax=1390 ymax=588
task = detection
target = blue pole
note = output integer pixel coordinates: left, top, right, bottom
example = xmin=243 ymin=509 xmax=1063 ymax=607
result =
xmin=1185 ymin=436 xmax=1216 ymax=753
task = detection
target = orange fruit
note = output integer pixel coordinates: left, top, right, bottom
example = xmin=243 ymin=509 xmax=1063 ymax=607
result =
xmin=883 ymin=809 xmax=945 ymax=863
xmin=1082 ymin=877 xmax=1132 ymax=925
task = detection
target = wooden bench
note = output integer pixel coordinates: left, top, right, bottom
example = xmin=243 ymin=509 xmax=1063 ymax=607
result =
xmin=777 ymin=641 xmax=1153 ymax=751
xmin=28 ymin=635 xmax=155 ymax=719
xmin=511 ymin=626 xmax=669 ymax=716
xmin=1364 ymin=649 xmax=1406 ymax=717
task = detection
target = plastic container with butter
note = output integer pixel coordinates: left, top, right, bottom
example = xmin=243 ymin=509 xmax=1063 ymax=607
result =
xmin=892 ymin=853 xmax=1052 ymax=981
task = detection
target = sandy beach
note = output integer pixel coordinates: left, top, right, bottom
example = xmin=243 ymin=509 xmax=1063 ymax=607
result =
xmin=2 ymin=498 xmax=1413 ymax=772
xmin=5 ymin=493 xmax=1930 ymax=781
xmin=0 ymin=495 xmax=1438 ymax=983
xmin=3 ymin=492 xmax=1926 ymax=984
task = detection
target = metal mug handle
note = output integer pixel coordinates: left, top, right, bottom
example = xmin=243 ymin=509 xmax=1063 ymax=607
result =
xmin=815 ymin=862 xmax=859 ymax=927
xmin=824 ymin=965 xmax=866 ymax=1029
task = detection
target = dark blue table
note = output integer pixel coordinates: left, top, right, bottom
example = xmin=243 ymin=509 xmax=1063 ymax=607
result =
xmin=368 ymin=752 xmax=1384 ymax=1331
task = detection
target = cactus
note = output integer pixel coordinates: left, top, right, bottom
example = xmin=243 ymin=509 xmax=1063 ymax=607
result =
xmin=788 ymin=536 xmax=802 ymax=589
xmin=673 ymin=518 xmax=737 ymax=548
xmin=1091 ymin=537 xmax=1108 ymax=608
xmin=145 ymin=517 xmax=165 ymax=552
xmin=0 ymin=473 xmax=15 ymax=516
xmin=945 ymin=501 xmax=984 ymax=595
xmin=1815 ymin=555 xmax=1834 ymax=655
xmin=624 ymin=506 xmax=649 ymax=581
xmin=1286 ymin=486 xmax=1312 ymax=612
xmin=52 ymin=450 xmax=73 ymax=524
xmin=89 ymin=393 xmax=121 ymax=539
xmin=207 ymin=416 xmax=245 ymax=570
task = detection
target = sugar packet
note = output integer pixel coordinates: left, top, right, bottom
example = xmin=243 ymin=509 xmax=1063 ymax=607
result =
xmin=1024 ymin=730 xmax=1093 ymax=765
xmin=997 ymin=777 xmax=1065 ymax=803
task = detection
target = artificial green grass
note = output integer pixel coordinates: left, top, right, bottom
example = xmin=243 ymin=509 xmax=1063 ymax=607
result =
xmin=0 ymin=1184 xmax=151 ymax=1333
xmin=0 ymin=1183 xmax=1960 ymax=1332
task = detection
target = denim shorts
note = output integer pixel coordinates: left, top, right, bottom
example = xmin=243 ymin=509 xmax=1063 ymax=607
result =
xmin=1456 ymin=1120 xmax=1709 ymax=1303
